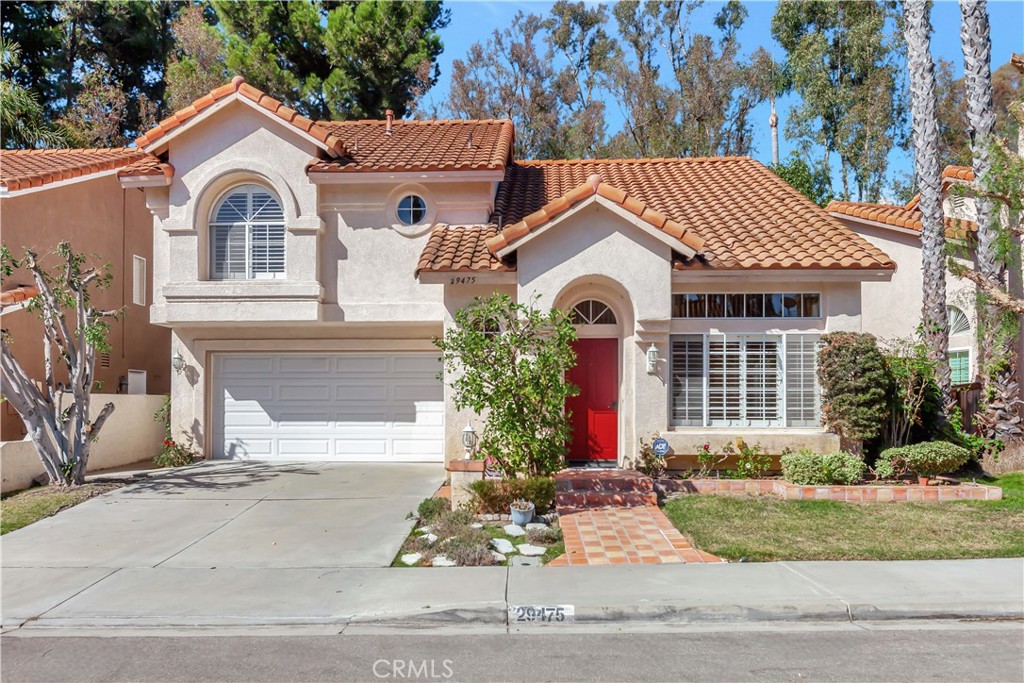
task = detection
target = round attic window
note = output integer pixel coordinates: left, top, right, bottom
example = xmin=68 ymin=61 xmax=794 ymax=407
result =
xmin=397 ymin=194 xmax=427 ymax=225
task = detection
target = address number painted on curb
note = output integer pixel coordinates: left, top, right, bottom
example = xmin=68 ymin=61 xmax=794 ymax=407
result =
xmin=509 ymin=605 xmax=575 ymax=623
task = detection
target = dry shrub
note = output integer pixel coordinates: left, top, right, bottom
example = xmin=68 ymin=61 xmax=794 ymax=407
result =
xmin=982 ymin=440 xmax=1024 ymax=476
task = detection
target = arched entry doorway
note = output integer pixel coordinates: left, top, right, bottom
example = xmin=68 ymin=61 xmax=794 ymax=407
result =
xmin=567 ymin=299 xmax=619 ymax=463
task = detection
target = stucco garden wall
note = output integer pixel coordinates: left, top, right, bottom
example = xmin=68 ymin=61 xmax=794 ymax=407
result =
xmin=1 ymin=394 xmax=166 ymax=493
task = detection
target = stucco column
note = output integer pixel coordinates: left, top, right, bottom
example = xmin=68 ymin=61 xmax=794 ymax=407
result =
xmin=169 ymin=329 xmax=206 ymax=457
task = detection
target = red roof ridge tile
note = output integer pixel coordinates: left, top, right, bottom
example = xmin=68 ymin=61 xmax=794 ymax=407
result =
xmin=516 ymin=156 xmax=752 ymax=167
xmin=0 ymin=285 xmax=39 ymax=306
xmin=485 ymin=175 xmax=705 ymax=255
xmin=134 ymin=76 xmax=348 ymax=157
xmin=320 ymin=118 xmax=514 ymax=126
xmin=0 ymin=147 xmax=158 ymax=192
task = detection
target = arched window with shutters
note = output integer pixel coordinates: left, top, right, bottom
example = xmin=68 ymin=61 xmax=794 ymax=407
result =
xmin=947 ymin=306 xmax=971 ymax=336
xmin=209 ymin=184 xmax=286 ymax=280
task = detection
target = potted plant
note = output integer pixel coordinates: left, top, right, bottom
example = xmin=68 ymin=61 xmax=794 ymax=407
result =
xmin=510 ymin=498 xmax=535 ymax=525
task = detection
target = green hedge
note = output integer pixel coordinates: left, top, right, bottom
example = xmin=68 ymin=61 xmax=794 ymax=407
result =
xmin=876 ymin=441 xmax=971 ymax=478
xmin=465 ymin=477 xmax=556 ymax=514
xmin=780 ymin=451 xmax=866 ymax=485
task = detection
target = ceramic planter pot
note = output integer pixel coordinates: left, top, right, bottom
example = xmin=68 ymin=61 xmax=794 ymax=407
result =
xmin=510 ymin=503 xmax=535 ymax=526
xmin=918 ymin=476 xmax=930 ymax=486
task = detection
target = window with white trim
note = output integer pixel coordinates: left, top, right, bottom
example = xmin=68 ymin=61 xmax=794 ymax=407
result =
xmin=672 ymin=292 xmax=821 ymax=318
xmin=950 ymin=349 xmax=971 ymax=385
xmin=671 ymin=333 xmax=821 ymax=428
xmin=132 ymin=255 xmax=146 ymax=306
xmin=948 ymin=306 xmax=970 ymax=335
xmin=209 ymin=184 xmax=286 ymax=280
xmin=571 ymin=300 xmax=617 ymax=325
xmin=397 ymin=194 xmax=427 ymax=225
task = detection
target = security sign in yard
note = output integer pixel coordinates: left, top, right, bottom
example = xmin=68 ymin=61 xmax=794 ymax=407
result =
xmin=652 ymin=437 xmax=671 ymax=457
xmin=509 ymin=605 xmax=575 ymax=623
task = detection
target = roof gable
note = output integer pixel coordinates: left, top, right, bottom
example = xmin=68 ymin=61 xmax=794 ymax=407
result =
xmin=135 ymin=76 xmax=347 ymax=157
xmin=485 ymin=173 xmax=705 ymax=258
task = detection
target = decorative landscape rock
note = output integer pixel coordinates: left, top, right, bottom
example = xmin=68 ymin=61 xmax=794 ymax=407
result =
xmin=491 ymin=551 xmax=507 ymax=563
xmin=431 ymin=556 xmax=456 ymax=567
xmin=490 ymin=538 xmax=516 ymax=554
xmin=503 ymin=524 xmax=526 ymax=537
xmin=525 ymin=522 xmax=548 ymax=531
xmin=417 ymin=526 xmax=432 ymax=534
xmin=517 ymin=544 xmax=546 ymax=557
xmin=400 ymin=553 xmax=423 ymax=565
xmin=470 ymin=523 xmax=483 ymax=529
xmin=422 ymin=533 xmax=438 ymax=545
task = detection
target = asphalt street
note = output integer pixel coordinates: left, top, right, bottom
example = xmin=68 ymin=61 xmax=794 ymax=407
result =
xmin=2 ymin=622 xmax=1022 ymax=682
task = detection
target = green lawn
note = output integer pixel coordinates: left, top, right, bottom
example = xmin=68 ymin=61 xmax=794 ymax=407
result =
xmin=663 ymin=473 xmax=1024 ymax=562
xmin=1 ymin=483 xmax=121 ymax=535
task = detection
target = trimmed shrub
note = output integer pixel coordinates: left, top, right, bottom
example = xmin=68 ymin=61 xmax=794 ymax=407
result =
xmin=876 ymin=441 xmax=972 ymax=479
xmin=817 ymin=332 xmax=890 ymax=449
xmin=417 ymin=496 xmax=450 ymax=522
xmin=466 ymin=477 xmax=556 ymax=514
xmin=781 ymin=451 xmax=867 ymax=486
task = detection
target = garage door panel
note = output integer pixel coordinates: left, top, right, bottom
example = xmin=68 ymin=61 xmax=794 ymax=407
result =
xmin=279 ymin=383 xmax=331 ymax=401
xmin=334 ymin=356 xmax=390 ymax=374
xmin=219 ymin=356 xmax=275 ymax=374
xmin=278 ymin=356 xmax=331 ymax=373
xmin=214 ymin=352 xmax=443 ymax=462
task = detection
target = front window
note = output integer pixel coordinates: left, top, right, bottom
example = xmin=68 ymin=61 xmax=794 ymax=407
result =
xmin=950 ymin=349 xmax=971 ymax=385
xmin=209 ymin=185 xmax=285 ymax=280
xmin=672 ymin=292 xmax=821 ymax=319
xmin=671 ymin=333 xmax=820 ymax=428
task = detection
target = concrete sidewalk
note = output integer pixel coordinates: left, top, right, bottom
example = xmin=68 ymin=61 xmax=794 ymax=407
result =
xmin=4 ymin=558 xmax=1020 ymax=631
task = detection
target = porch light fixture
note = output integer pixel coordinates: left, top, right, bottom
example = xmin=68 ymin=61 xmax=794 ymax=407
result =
xmin=461 ymin=424 xmax=479 ymax=459
xmin=171 ymin=350 xmax=186 ymax=375
xmin=646 ymin=344 xmax=659 ymax=374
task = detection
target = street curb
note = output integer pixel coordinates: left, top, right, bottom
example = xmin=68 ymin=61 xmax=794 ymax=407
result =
xmin=13 ymin=601 xmax=1021 ymax=632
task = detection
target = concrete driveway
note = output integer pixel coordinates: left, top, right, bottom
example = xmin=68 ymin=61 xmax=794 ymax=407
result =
xmin=2 ymin=461 xmax=442 ymax=626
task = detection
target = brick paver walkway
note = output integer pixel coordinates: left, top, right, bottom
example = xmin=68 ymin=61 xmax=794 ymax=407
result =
xmin=548 ymin=505 xmax=724 ymax=566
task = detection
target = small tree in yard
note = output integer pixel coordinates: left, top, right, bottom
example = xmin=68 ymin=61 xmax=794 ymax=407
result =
xmin=436 ymin=294 xmax=578 ymax=478
xmin=817 ymin=332 xmax=890 ymax=456
xmin=0 ymin=242 xmax=121 ymax=486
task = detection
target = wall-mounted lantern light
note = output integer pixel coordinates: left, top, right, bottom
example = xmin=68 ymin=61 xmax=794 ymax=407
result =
xmin=171 ymin=351 xmax=186 ymax=375
xmin=461 ymin=423 xmax=479 ymax=459
xmin=646 ymin=343 xmax=659 ymax=374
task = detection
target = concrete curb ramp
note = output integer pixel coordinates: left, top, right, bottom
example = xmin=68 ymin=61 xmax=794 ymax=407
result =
xmin=3 ymin=559 xmax=1021 ymax=631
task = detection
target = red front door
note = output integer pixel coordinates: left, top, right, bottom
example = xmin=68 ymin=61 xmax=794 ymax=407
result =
xmin=566 ymin=338 xmax=618 ymax=461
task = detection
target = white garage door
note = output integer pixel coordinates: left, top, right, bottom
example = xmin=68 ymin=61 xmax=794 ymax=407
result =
xmin=212 ymin=353 xmax=444 ymax=462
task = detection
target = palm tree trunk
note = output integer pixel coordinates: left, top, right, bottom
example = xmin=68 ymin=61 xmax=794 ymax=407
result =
xmin=959 ymin=0 xmax=1022 ymax=440
xmin=904 ymin=0 xmax=951 ymax=407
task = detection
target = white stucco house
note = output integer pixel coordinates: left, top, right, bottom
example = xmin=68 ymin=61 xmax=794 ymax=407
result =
xmin=119 ymin=76 xmax=908 ymax=470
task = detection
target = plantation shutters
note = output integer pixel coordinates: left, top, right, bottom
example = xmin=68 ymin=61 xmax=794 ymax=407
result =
xmin=670 ymin=334 xmax=820 ymax=428
xmin=210 ymin=185 xmax=286 ymax=280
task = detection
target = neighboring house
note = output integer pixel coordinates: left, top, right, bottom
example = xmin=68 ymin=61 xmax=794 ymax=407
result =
xmin=0 ymin=149 xmax=171 ymax=439
xmin=828 ymin=165 xmax=1024 ymax=394
xmin=126 ymin=76 xmax=897 ymax=469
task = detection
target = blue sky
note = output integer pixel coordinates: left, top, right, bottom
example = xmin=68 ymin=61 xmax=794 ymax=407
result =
xmin=427 ymin=0 xmax=1024 ymax=197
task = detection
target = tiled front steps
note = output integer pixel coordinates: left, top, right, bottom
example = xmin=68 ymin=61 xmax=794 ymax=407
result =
xmin=656 ymin=478 xmax=1003 ymax=502
xmin=548 ymin=506 xmax=724 ymax=566
xmin=550 ymin=469 xmax=724 ymax=566
xmin=555 ymin=469 xmax=657 ymax=511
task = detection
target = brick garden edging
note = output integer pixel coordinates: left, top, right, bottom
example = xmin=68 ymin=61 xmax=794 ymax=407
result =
xmin=656 ymin=478 xmax=1003 ymax=502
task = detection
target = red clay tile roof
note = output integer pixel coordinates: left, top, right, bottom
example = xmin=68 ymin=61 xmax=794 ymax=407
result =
xmin=135 ymin=76 xmax=347 ymax=156
xmin=117 ymin=155 xmax=174 ymax=180
xmin=0 ymin=148 xmax=155 ymax=192
xmin=309 ymin=120 xmax=514 ymax=173
xmin=485 ymin=172 xmax=706 ymax=255
xmin=417 ymin=224 xmax=513 ymax=272
xmin=0 ymin=285 xmax=39 ymax=307
xmin=942 ymin=165 xmax=974 ymax=181
xmin=418 ymin=157 xmax=894 ymax=272
xmin=828 ymin=199 xmax=976 ymax=239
